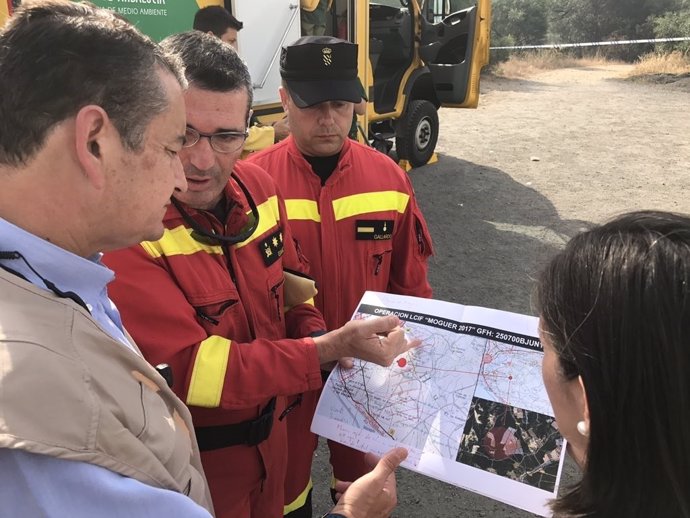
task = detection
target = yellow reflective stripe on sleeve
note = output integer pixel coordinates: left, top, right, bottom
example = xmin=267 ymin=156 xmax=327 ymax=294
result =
xmin=283 ymin=477 xmax=313 ymax=515
xmin=332 ymin=191 xmax=409 ymax=221
xmin=235 ymin=195 xmax=280 ymax=249
xmin=140 ymin=225 xmax=223 ymax=258
xmin=186 ymin=336 xmax=231 ymax=408
xmin=285 ymin=199 xmax=321 ymax=222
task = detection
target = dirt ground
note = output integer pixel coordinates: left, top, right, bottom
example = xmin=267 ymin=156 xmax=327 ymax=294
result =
xmin=310 ymin=64 xmax=689 ymax=517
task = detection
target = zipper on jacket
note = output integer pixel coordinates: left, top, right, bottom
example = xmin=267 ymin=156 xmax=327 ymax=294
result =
xmin=190 ymin=208 xmax=239 ymax=284
xmin=373 ymin=250 xmax=392 ymax=276
xmin=278 ymin=394 xmax=303 ymax=421
xmin=293 ymin=237 xmax=309 ymax=267
xmin=195 ymin=308 xmax=219 ymax=326
xmin=221 ymin=243 xmax=237 ymax=284
xmin=415 ymin=219 xmax=426 ymax=255
xmin=270 ymin=282 xmax=282 ymax=321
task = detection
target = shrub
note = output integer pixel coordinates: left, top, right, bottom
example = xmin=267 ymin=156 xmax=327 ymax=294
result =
xmin=652 ymin=9 xmax=690 ymax=54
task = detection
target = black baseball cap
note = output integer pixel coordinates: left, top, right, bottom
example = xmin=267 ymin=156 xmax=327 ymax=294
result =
xmin=280 ymin=36 xmax=361 ymax=108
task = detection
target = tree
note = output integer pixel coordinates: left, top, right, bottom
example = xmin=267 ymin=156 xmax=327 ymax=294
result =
xmin=652 ymin=8 xmax=690 ymax=53
xmin=491 ymin=0 xmax=549 ymax=45
xmin=546 ymin=0 xmax=688 ymax=59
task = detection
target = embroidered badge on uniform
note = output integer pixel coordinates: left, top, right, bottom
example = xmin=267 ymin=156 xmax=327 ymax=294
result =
xmin=259 ymin=227 xmax=284 ymax=266
xmin=355 ymin=220 xmax=394 ymax=240
xmin=322 ymin=47 xmax=332 ymax=66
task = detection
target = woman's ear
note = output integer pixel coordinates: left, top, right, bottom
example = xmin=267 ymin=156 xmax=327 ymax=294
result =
xmin=577 ymin=375 xmax=590 ymax=432
xmin=74 ymin=105 xmax=109 ymax=189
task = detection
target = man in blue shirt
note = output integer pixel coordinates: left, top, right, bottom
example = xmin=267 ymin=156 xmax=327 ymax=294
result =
xmin=0 ymin=1 xmax=211 ymax=516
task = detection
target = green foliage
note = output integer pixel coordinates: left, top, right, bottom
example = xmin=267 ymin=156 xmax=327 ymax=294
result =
xmin=491 ymin=0 xmax=548 ymax=45
xmin=652 ymin=9 xmax=690 ymax=53
xmin=547 ymin=0 xmax=611 ymax=43
xmin=489 ymin=0 xmax=689 ymax=61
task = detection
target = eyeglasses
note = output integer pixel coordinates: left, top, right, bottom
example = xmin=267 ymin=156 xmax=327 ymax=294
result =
xmin=183 ymin=126 xmax=249 ymax=154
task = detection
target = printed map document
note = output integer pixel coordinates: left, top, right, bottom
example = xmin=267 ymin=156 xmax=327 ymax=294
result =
xmin=312 ymin=291 xmax=566 ymax=516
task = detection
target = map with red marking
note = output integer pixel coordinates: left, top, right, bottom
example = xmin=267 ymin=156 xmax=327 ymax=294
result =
xmin=323 ymin=323 xmax=486 ymax=457
xmin=312 ymin=291 xmax=566 ymax=517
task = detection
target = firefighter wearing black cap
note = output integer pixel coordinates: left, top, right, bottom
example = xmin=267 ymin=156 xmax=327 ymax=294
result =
xmin=248 ymin=35 xmax=434 ymax=518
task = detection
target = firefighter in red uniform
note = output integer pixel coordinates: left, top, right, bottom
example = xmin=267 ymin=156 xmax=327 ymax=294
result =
xmin=103 ymin=31 xmax=418 ymax=518
xmin=248 ymin=36 xmax=434 ymax=518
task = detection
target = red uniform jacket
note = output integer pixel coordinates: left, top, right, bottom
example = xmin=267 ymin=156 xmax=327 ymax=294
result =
xmin=249 ymin=136 xmax=433 ymax=501
xmin=249 ymin=136 xmax=433 ymax=329
xmin=104 ymin=161 xmax=325 ymax=518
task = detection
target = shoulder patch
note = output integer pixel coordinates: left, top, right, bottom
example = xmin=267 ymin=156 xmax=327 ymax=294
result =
xmin=258 ymin=227 xmax=284 ymax=266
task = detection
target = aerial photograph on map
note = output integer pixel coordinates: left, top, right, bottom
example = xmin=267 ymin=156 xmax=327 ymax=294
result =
xmin=456 ymin=397 xmax=563 ymax=492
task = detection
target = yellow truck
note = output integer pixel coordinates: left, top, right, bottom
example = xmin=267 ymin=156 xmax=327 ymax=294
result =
xmin=1 ymin=0 xmax=491 ymax=167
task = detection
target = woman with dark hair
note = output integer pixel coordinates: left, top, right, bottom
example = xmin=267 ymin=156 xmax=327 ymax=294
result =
xmin=536 ymin=210 xmax=690 ymax=517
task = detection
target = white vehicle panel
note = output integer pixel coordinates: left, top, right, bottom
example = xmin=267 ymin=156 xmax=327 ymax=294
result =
xmin=233 ymin=0 xmax=302 ymax=106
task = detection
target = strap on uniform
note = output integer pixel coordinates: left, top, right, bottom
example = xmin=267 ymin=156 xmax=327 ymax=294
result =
xmin=195 ymin=397 xmax=276 ymax=450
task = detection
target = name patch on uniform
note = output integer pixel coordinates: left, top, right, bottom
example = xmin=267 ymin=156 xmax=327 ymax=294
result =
xmin=355 ymin=220 xmax=394 ymax=240
xmin=259 ymin=228 xmax=284 ymax=266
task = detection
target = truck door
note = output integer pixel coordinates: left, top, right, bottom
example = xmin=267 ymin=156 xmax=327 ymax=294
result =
xmin=420 ymin=0 xmax=490 ymax=107
xmin=368 ymin=0 xmax=415 ymax=114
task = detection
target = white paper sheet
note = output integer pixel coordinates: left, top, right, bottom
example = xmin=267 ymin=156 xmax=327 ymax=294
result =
xmin=312 ymin=291 xmax=567 ymax=516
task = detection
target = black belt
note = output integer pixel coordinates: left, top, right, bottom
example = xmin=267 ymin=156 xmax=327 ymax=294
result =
xmin=195 ymin=397 xmax=276 ymax=451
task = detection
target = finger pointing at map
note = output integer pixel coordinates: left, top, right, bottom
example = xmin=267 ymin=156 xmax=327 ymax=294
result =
xmin=313 ymin=315 xmax=422 ymax=367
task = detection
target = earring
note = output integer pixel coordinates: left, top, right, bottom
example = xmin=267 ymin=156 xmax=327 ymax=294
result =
xmin=577 ymin=420 xmax=589 ymax=437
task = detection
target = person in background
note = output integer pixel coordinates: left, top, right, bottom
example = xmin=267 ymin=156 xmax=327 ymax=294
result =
xmin=193 ymin=5 xmax=290 ymax=153
xmin=103 ymin=30 xmax=418 ymax=518
xmin=536 ymin=210 xmax=690 ymax=517
xmin=349 ymin=81 xmax=368 ymax=140
xmin=301 ymin=0 xmax=332 ymax=36
xmin=193 ymin=5 xmax=243 ymax=48
xmin=0 ymin=1 xmax=213 ymax=515
xmin=248 ymin=35 xmax=433 ymax=517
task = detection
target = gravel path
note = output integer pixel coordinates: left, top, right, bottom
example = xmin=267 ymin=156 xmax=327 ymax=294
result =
xmin=310 ymin=64 xmax=689 ymax=518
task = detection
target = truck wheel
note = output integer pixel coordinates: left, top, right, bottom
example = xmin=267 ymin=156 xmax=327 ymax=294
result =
xmin=395 ymin=99 xmax=439 ymax=168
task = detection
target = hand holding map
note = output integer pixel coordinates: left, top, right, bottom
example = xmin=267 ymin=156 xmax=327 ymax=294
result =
xmin=331 ymin=447 xmax=408 ymax=518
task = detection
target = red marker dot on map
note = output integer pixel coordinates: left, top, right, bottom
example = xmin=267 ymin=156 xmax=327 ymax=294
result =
xmin=397 ymin=358 xmax=407 ymax=368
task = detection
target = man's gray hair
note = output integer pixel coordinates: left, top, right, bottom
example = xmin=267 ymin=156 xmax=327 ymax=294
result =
xmin=0 ymin=0 xmax=186 ymax=166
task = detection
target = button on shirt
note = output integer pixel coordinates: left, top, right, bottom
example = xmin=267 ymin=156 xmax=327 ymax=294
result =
xmin=0 ymin=217 xmax=211 ymax=518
